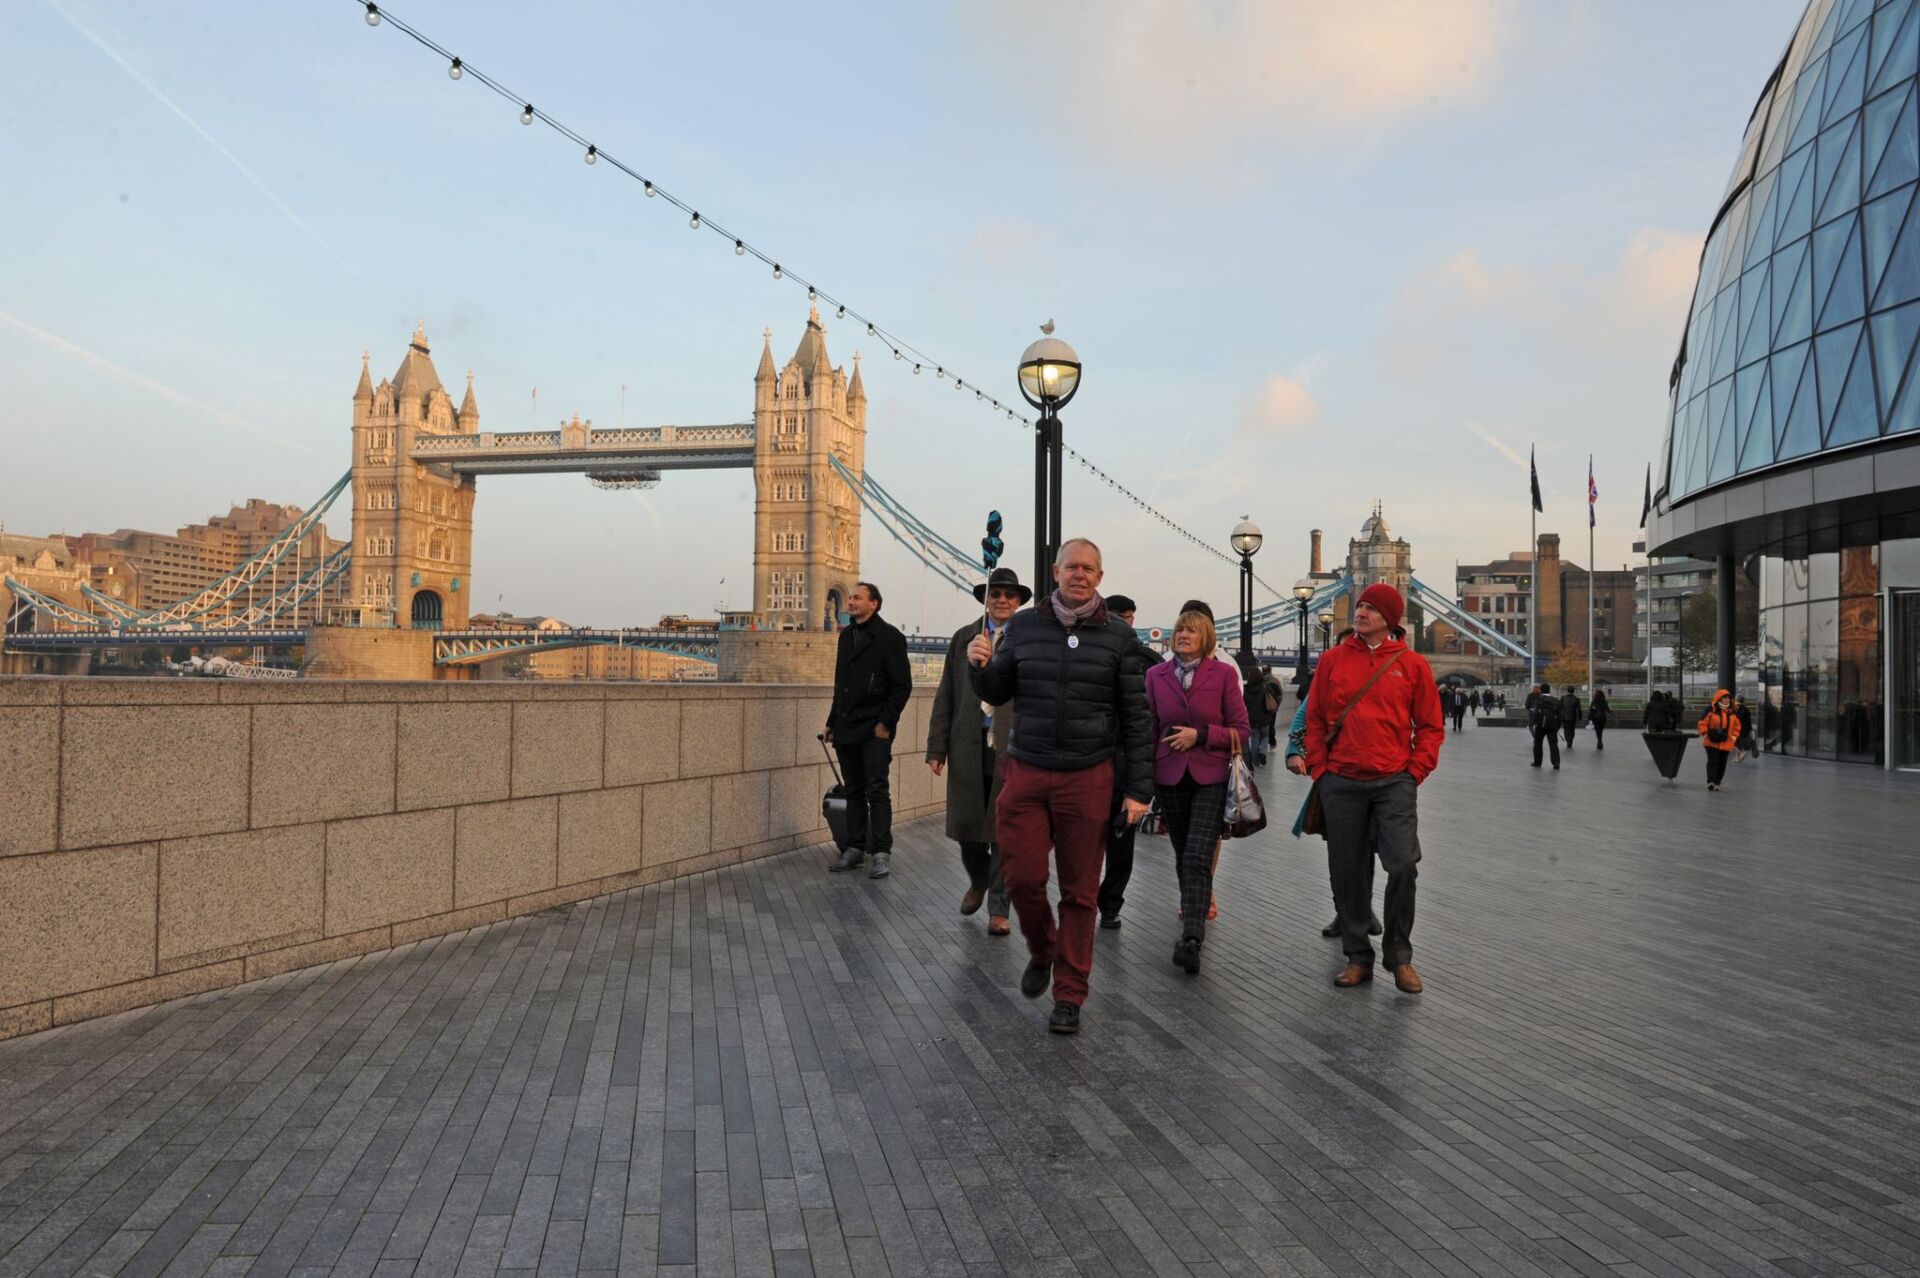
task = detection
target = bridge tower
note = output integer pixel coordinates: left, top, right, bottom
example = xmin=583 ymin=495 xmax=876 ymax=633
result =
xmin=350 ymin=325 xmax=478 ymax=630
xmin=751 ymin=309 xmax=865 ymax=630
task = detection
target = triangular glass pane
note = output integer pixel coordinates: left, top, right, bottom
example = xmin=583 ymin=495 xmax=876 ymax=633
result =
xmin=1792 ymin=57 xmax=1835 ymax=158
xmin=1779 ymin=357 xmax=1825 ymax=458
xmin=1867 ymin=87 xmax=1918 ymax=197
xmin=1740 ymin=369 xmax=1777 ymax=470
xmin=1717 ymin=196 xmax=1753 ymax=291
xmin=1861 ymin=84 xmax=1908 ymax=185
xmin=1808 ymin=0 xmax=1846 ymax=62
xmin=1691 ymin=393 xmax=1715 ymax=490
xmin=1739 ymin=263 xmax=1774 ymax=367
xmin=1821 ymin=23 xmax=1870 ymax=126
xmin=1744 ymin=170 xmax=1780 ymax=267
xmin=1735 ymin=360 xmax=1770 ymax=454
xmin=1889 ymin=358 xmax=1920 ymax=435
xmin=1709 ymin=400 xmax=1740 ymax=483
xmin=1817 ymin=114 xmax=1864 ymax=223
xmin=1812 ymin=212 xmax=1858 ymax=318
xmin=1705 ymin=376 xmax=1734 ymax=463
xmin=1711 ymin=286 xmax=1742 ymax=381
xmin=1837 ymin=0 xmax=1876 ymax=38
xmin=1775 ymin=144 xmax=1818 ymax=247
xmin=1815 ymin=321 xmax=1865 ymax=429
xmin=1772 ymin=237 xmax=1812 ymax=339
xmin=1869 ymin=0 xmax=1919 ymax=95
xmin=1867 ymin=0 xmax=1910 ymax=91
xmin=1877 ymin=202 xmax=1920 ymax=307
xmin=1818 ymin=218 xmax=1868 ymax=329
xmin=1862 ymin=184 xmax=1916 ymax=297
xmin=1675 ymin=394 xmax=1704 ymax=492
xmin=1870 ymin=300 xmax=1920 ymax=410
xmin=1824 ymin=338 xmax=1881 ymax=445
xmin=1771 ymin=339 xmax=1815 ymax=447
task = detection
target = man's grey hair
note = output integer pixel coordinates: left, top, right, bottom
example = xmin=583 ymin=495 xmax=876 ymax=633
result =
xmin=1054 ymin=537 xmax=1103 ymax=569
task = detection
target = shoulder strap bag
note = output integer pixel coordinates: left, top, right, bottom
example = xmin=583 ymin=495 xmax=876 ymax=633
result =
xmin=1299 ymin=651 xmax=1405 ymax=837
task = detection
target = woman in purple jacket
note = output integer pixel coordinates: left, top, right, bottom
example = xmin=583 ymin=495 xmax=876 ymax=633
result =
xmin=1145 ymin=608 xmax=1252 ymax=975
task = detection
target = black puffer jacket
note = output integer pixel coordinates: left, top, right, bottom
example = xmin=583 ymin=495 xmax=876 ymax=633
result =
xmin=969 ymin=602 xmax=1153 ymax=803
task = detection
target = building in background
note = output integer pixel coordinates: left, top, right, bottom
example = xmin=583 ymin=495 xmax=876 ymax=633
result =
xmin=1647 ymin=0 xmax=1920 ymax=768
xmin=1439 ymin=534 xmax=1639 ymax=660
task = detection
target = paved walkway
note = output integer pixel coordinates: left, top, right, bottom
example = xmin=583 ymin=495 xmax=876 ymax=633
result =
xmin=3 ymin=725 xmax=1918 ymax=1277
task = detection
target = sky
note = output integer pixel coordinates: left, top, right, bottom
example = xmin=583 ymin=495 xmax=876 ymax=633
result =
xmin=0 ymin=0 xmax=1809 ymax=633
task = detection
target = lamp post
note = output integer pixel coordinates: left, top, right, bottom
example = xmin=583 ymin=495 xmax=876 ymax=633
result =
xmin=1017 ymin=329 xmax=1082 ymax=590
xmin=1230 ymin=516 xmax=1262 ymax=661
xmin=1292 ymin=577 xmax=1315 ymax=678
xmin=1319 ymin=609 xmax=1334 ymax=653
xmin=1673 ymin=589 xmax=1698 ymax=715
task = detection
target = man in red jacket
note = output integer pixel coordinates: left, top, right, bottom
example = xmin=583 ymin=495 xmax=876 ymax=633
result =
xmin=1304 ymin=583 xmax=1443 ymax=994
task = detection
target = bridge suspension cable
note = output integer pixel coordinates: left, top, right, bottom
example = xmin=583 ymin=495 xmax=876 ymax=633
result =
xmin=344 ymin=0 xmax=1282 ymax=600
xmin=826 ymin=458 xmax=977 ymax=597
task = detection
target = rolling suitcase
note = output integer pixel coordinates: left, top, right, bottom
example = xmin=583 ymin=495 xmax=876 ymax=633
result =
xmin=817 ymin=735 xmax=853 ymax=851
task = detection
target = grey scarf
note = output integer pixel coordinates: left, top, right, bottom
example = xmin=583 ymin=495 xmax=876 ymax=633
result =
xmin=1174 ymin=655 xmax=1203 ymax=692
xmin=1048 ymin=589 xmax=1104 ymax=629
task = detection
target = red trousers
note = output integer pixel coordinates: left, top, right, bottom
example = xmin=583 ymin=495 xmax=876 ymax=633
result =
xmin=994 ymin=756 xmax=1114 ymax=1006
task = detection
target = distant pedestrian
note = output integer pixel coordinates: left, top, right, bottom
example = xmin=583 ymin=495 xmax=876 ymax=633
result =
xmin=1145 ymin=608 xmax=1250 ymax=976
xmin=1698 ymin=689 xmax=1739 ymax=791
xmin=825 ymin=583 xmax=912 ymax=878
xmin=1261 ymin=664 xmax=1284 ymax=755
xmin=1242 ymin=659 xmax=1277 ymax=766
xmin=1498 ymin=692 xmax=1508 ymax=711
xmin=1096 ymin=594 xmax=1149 ymax=931
xmin=1306 ymin=583 xmax=1442 ymax=995
xmin=1469 ymin=688 xmax=1482 ymax=714
xmin=1731 ymin=696 xmax=1754 ymax=761
xmin=1530 ymin=682 xmax=1562 ymax=769
xmin=970 ymin=538 xmax=1153 ymax=1035
xmin=1449 ymin=686 xmax=1467 ymax=733
xmin=1644 ymin=690 xmax=1679 ymax=733
xmin=926 ymin=567 xmax=1028 ymax=933
xmin=1559 ymin=689 xmax=1581 ymax=748
xmin=1588 ymin=687 xmax=1611 ymax=749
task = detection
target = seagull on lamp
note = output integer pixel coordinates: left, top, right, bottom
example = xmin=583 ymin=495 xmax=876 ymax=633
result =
xmin=1040 ymin=319 xmax=1055 ymax=335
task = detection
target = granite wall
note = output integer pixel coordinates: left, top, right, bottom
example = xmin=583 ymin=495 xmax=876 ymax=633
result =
xmin=0 ymin=677 xmax=943 ymax=1041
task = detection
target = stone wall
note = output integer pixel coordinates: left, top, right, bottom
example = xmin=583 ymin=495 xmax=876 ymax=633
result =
xmin=0 ymin=676 xmax=943 ymax=1042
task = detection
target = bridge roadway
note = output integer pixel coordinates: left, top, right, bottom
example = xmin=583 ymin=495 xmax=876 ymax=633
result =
xmin=2 ymin=727 xmax=1915 ymax=1276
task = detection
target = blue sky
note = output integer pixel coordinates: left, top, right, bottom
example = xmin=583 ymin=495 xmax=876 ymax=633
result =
xmin=0 ymin=0 xmax=1806 ymax=632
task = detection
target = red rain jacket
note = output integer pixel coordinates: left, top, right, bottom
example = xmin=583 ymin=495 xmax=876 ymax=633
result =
xmin=1304 ymin=633 xmax=1444 ymax=784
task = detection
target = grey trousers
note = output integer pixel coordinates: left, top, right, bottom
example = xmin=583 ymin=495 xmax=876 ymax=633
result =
xmin=1319 ymin=772 xmax=1420 ymax=969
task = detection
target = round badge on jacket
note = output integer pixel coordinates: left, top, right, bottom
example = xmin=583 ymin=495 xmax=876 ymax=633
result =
xmin=1068 ymin=635 xmax=1080 ymax=649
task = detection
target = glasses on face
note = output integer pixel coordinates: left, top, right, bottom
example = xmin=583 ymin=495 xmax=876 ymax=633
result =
xmin=987 ymin=588 xmax=1021 ymax=600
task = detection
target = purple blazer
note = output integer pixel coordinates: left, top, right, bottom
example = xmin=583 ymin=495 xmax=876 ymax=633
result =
xmin=1144 ymin=657 xmax=1253 ymax=787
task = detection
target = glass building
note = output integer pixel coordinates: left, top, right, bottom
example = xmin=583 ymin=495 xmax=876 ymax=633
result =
xmin=1650 ymin=0 xmax=1920 ymax=768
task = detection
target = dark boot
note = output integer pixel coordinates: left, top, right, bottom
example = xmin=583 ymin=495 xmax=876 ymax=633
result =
xmin=828 ymin=847 xmax=866 ymax=873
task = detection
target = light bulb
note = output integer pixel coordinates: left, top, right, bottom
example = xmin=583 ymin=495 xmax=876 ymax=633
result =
xmin=643 ymin=181 xmax=654 ymax=197
xmin=689 ymin=212 xmax=700 ymax=229
xmin=936 ymin=367 xmax=944 ymax=379
xmin=913 ymin=364 xmax=921 ymax=375
xmin=734 ymin=240 xmax=744 ymax=255
xmin=772 ymin=265 xmax=783 ymax=280
xmin=975 ymin=391 xmax=983 ymax=400
xmin=584 ymin=145 xmax=596 ymax=165
xmin=866 ymin=324 xmax=875 ymax=336
xmin=520 ymin=104 xmax=534 ymax=125
xmin=365 ymin=2 xmax=380 ymax=25
xmin=448 ymin=58 xmax=462 ymax=79
xmin=807 ymin=287 xmax=816 ymax=302
xmin=836 ymin=305 xmax=845 ymax=319
xmin=893 ymin=350 xmax=902 ymax=361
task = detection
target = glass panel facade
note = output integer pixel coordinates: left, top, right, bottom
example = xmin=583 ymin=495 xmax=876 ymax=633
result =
xmin=1662 ymin=0 xmax=1920 ymax=501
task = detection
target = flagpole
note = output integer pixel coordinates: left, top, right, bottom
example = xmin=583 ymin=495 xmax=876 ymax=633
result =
xmin=1588 ymin=455 xmax=1596 ymax=697
xmin=1530 ymin=500 xmax=1537 ymax=686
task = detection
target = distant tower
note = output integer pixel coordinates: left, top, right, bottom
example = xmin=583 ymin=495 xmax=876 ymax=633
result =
xmin=751 ymin=309 xmax=865 ymax=630
xmin=349 ymin=325 xmax=478 ymax=630
xmin=1333 ymin=501 xmax=1415 ymax=631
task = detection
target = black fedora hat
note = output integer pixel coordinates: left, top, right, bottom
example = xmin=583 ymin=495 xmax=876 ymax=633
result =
xmin=973 ymin=566 xmax=1033 ymax=604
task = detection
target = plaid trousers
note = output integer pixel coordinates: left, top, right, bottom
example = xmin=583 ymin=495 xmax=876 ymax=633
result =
xmin=1157 ymin=775 xmax=1227 ymax=942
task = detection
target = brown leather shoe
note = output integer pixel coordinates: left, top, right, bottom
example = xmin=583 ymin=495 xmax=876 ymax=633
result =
xmin=1391 ymin=964 xmax=1423 ymax=994
xmin=960 ymin=888 xmax=985 ymax=916
xmin=987 ymin=915 xmax=1011 ymax=936
xmin=1334 ymin=963 xmax=1373 ymax=987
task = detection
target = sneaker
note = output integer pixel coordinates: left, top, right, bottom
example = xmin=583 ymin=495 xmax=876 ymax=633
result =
xmin=1020 ymin=958 xmax=1051 ymax=999
xmin=828 ymin=847 xmax=867 ymax=873
xmin=866 ymin=853 xmax=891 ymax=879
xmin=1098 ymin=912 xmax=1122 ymax=930
xmin=1047 ymin=1002 xmax=1081 ymax=1034
xmin=1172 ymin=937 xmax=1201 ymax=974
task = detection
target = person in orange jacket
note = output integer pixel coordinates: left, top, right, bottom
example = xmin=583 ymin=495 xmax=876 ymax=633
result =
xmin=1698 ymin=690 xmax=1739 ymax=792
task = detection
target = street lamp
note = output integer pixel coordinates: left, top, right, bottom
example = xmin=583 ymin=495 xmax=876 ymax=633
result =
xmin=1017 ymin=329 xmax=1082 ymax=589
xmin=1318 ymin=609 xmax=1334 ymax=652
xmin=1292 ymin=576 xmax=1315 ymax=679
xmin=1230 ymin=516 xmax=1262 ymax=659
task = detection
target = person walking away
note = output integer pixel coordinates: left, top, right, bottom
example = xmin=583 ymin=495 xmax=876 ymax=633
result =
xmin=1241 ymin=659 xmax=1275 ymax=766
xmin=1145 ymin=609 xmax=1250 ymax=976
xmin=1731 ymin=695 xmax=1754 ymax=762
xmin=1288 ymin=668 xmax=1383 ymax=940
xmin=1096 ymin=594 xmax=1148 ymax=930
xmin=825 ymin=583 xmax=912 ymax=878
xmin=1306 ymin=583 xmax=1442 ymax=994
xmin=1588 ymin=687 xmax=1611 ymax=750
xmin=1449 ymin=685 xmax=1467 ymax=733
xmin=927 ymin=567 xmax=1029 ymax=934
xmin=1699 ymin=690 xmax=1739 ymax=791
xmin=970 ymin=538 xmax=1153 ymax=1035
xmin=1530 ymin=682 xmax=1562 ymax=769
xmin=1261 ymin=664 xmax=1284 ymax=756
xmin=1560 ymin=688 xmax=1581 ymax=749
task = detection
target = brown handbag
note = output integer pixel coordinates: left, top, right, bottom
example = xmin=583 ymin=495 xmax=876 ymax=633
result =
xmin=1300 ymin=651 xmax=1405 ymax=836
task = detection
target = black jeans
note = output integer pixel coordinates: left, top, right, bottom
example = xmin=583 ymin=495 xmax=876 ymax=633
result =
xmin=1318 ymin=772 xmax=1420 ymax=968
xmin=1532 ymin=728 xmax=1560 ymax=767
xmin=835 ymin=734 xmax=895 ymax=854
xmin=1097 ymin=808 xmax=1136 ymax=920
xmin=1592 ymin=722 xmax=1606 ymax=749
xmin=959 ymin=743 xmax=1007 ymax=913
xmin=1562 ymin=721 xmax=1576 ymax=747
xmin=1706 ymin=748 xmax=1730 ymax=786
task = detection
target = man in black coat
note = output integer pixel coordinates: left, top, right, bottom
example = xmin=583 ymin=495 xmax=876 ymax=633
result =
xmin=1095 ymin=594 xmax=1147 ymax=930
xmin=825 ymin=582 xmax=913 ymax=879
xmin=969 ymin=538 xmax=1152 ymax=1035
xmin=1529 ymin=682 xmax=1562 ymax=769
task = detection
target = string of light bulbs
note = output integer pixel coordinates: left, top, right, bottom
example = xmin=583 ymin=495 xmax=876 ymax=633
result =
xmin=352 ymin=0 xmax=1281 ymax=598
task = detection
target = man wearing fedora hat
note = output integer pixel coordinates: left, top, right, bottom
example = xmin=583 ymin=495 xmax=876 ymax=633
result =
xmin=927 ymin=566 xmax=1030 ymax=933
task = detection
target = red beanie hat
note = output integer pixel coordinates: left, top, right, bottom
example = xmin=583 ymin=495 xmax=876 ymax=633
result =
xmin=1357 ymin=582 xmax=1405 ymax=630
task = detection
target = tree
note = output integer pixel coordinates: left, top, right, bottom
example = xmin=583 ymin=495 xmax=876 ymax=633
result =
xmin=1544 ymin=641 xmax=1589 ymax=687
xmin=1675 ymin=582 xmax=1759 ymax=677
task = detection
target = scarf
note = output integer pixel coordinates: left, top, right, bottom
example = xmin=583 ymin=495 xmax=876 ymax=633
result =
xmin=1048 ymin=589 xmax=1105 ymax=629
xmin=1174 ymin=655 xmax=1203 ymax=692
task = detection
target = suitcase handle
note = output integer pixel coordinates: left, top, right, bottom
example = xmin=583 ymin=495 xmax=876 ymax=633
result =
xmin=815 ymin=733 xmax=844 ymax=786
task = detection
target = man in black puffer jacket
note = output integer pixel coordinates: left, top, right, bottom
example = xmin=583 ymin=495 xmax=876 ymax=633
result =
xmin=968 ymin=537 xmax=1153 ymax=1036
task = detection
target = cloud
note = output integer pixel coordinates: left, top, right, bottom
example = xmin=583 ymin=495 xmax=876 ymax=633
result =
xmin=1244 ymin=374 xmax=1320 ymax=433
xmin=964 ymin=217 xmax=1059 ymax=270
xmin=1465 ymin=420 xmax=1527 ymax=469
xmin=964 ymin=0 xmax=1507 ymax=169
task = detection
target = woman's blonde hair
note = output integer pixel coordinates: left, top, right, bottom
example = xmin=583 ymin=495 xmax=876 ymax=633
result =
xmin=1174 ymin=608 xmax=1216 ymax=658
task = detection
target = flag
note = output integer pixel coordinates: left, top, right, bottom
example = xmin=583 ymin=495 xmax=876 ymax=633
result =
xmin=1639 ymin=463 xmax=1653 ymax=528
xmin=1588 ymin=457 xmax=1597 ymax=528
xmin=1529 ymin=447 xmax=1543 ymax=513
